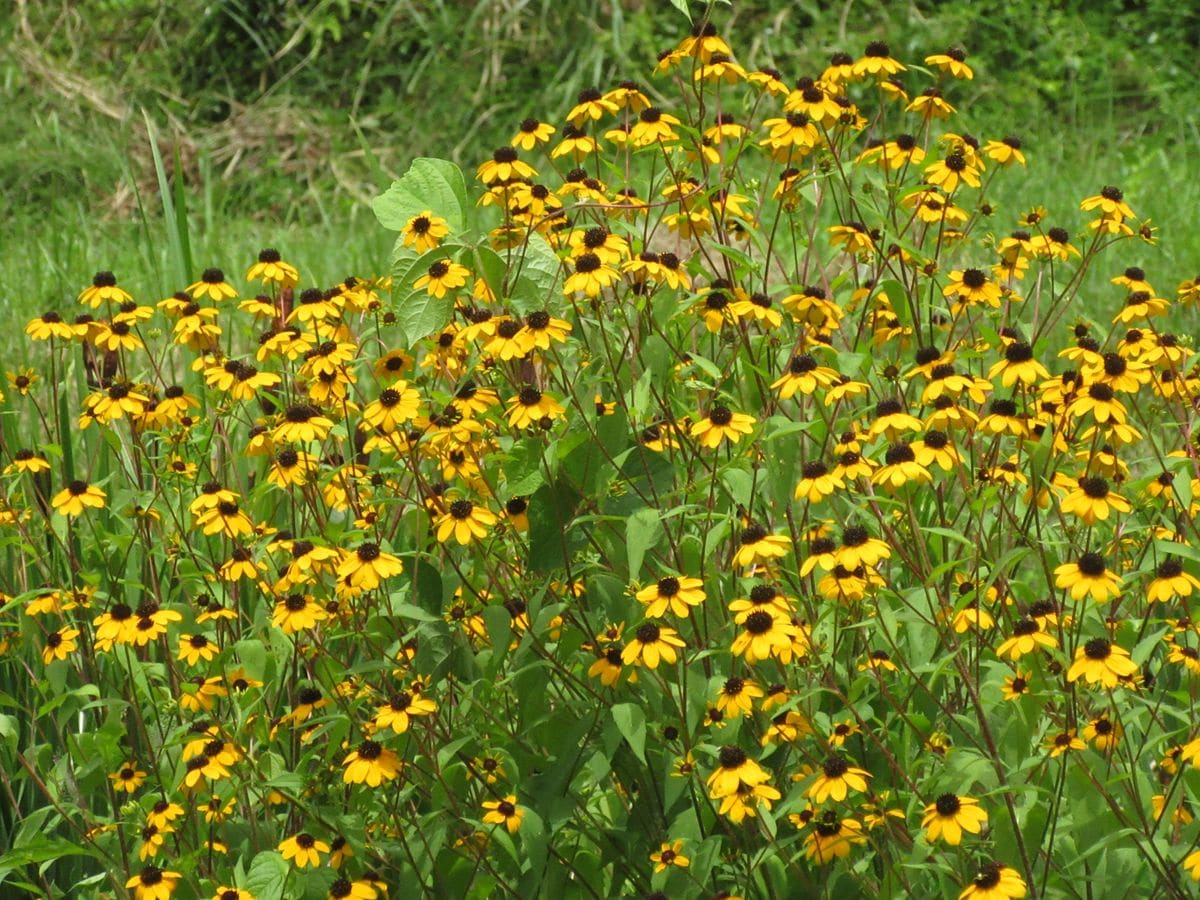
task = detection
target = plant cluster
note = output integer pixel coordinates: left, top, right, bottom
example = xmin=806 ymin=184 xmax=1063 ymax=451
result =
xmin=4 ymin=10 xmax=1200 ymax=899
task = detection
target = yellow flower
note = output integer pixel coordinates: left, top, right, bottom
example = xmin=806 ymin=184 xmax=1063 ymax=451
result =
xmin=126 ymin=865 xmax=182 ymax=900
xmin=995 ymin=618 xmax=1057 ymax=661
xmin=271 ymin=593 xmax=329 ymax=634
xmin=506 ymin=387 xmax=565 ymax=429
xmin=649 ymin=839 xmax=690 ymax=873
xmin=337 ymin=543 xmax=404 ymax=591
xmin=563 ymin=252 xmax=620 ymax=297
xmin=622 ymin=622 xmax=685 ymax=669
xmin=110 ymin=762 xmax=148 ymax=793
xmin=51 ymin=480 xmax=107 ymax=517
xmin=926 ymin=47 xmax=974 ymax=79
xmin=804 ymin=812 xmax=867 ymax=863
xmin=731 ymin=523 xmax=790 ymax=569
xmin=343 ymin=740 xmax=402 ymax=786
xmin=1058 ymin=476 xmax=1130 ymax=524
xmin=481 ymin=794 xmax=524 ymax=833
xmin=245 ymin=248 xmax=300 ymax=287
xmin=635 ymin=575 xmax=706 ymax=618
xmin=435 ymin=499 xmax=499 ymax=545
xmin=959 ymin=862 xmax=1027 ymax=899
xmin=279 ymin=833 xmax=330 ymax=868
xmin=41 ymin=627 xmax=79 ymax=664
xmin=922 ymin=794 xmax=988 ymax=845
xmin=1067 ymin=638 xmax=1138 ymax=689
xmin=79 ymin=270 xmax=133 ymax=307
xmin=373 ymin=691 xmax=437 ymax=734
xmin=362 ymin=382 xmax=421 ymax=433
xmin=187 ymin=267 xmax=238 ymax=302
xmin=1054 ymin=552 xmax=1123 ymax=602
xmin=402 ymin=211 xmax=450 ymax=253
xmin=808 ymin=754 xmax=871 ymax=803
xmin=413 ymin=259 xmax=470 ymax=299
xmin=177 ymin=633 xmax=219 ymax=666
xmin=511 ymin=117 xmax=555 ymax=149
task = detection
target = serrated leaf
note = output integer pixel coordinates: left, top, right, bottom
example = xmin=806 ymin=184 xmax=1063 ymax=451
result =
xmin=391 ymin=245 xmax=463 ymax=345
xmin=510 ymin=232 xmax=563 ymax=314
xmin=625 ymin=507 xmax=662 ymax=582
xmin=372 ymin=158 xmax=468 ymax=234
xmin=611 ymin=702 xmax=647 ymax=763
xmin=244 ymin=850 xmax=289 ymax=900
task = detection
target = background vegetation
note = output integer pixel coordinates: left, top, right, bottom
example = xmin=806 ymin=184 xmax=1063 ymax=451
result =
xmin=3 ymin=0 xmax=1198 ymax=343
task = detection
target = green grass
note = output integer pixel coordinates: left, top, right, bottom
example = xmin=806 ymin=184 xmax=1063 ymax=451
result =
xmin=2 ymin=0 xmax=1197 ymax=355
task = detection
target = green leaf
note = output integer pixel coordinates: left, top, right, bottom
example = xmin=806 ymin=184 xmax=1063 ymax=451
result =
xmin=390 ymin=245 xmax=463 ymax=345
xmin=510 ymin=232 xmax=564 ymax=314
xmin=625 ymin=508 xmax=663 ymax=582
xmin=244 ymin=850 xmax=290 ymax=900
xmin=0 ymin=714 xmax=15 ymax=752
xmin=611 ymin=702 xmax=647 ymax=763
xmin=372 ymin=158 xmax=469 ymax=234
xmin=667 ymin=0 xmax=692 ymax=20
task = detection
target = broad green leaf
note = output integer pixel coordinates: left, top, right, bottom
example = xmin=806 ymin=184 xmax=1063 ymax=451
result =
xmin=244 ymin=850 xmax=289 ymax=900
xmin=510 ymin=232 xmax=564 ymax=314
xmin=391 ymin=244 xmax=462 ymax=345
xmin=372 ymin=157 xmax=468 ymax=233
xmin=610 ymin=702 xmax=647 ymax=763
xmin=625 ymin=507 xmax=663 ymax=581
xmin=667 ymin=0 xmax=692 ymax=20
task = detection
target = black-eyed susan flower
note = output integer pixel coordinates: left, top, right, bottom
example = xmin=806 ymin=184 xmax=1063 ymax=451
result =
xmin=279 ymin=833 xmax=329 ymax=868
xmin=926 ymin=47 xmax=973 ymax=79
xmin=362 ymin=383 xmax=421 ymax=433
xmin=110 ymin=761 xmax=148 ymax=793
xmin=187 ymin=267 xmax=237 ymax=302
xmin=1059 ymin=476 xmax=1130 ymax=524
xmin=959 ymin=862 xmax=1027 ymax=900
xmin=872 ymin=442 xmax=932 ymax=489
xmin=7 ymin=448 xmax=51 ymax=476
xmin=995 ymin=618 xmax=1057 ymax=661
xmin=51 ymin=480 xmax=106 ymax=517
xmin=1148 ymin=559 xmax=1200 ymax=602
xmin=1067 ymin=638 xmax=1138 ymax=689
xmin=771 ymin=353 xmax=840 ymax=399
xmin=922 ymin=793 xmax=988 ymax=845
xmin=373 ymin=692 xmax=437 ymax=734
xmin=476 ymin=146 xmax=536 ymax=185
xmin=26 ymin=311 xmax=76 ymax=341
xmin=729 ymin=611 xmax=792 ymax=663
xmin=327 ymin=879 xmax=378 ymax=900
xmin=793 ymin=461 xmax=844 ymax=503
xmin=715 ymin=677 xmax=763 ymax=718
xmin=41 ymin=627 xmax=79 ymax=664
xmin=337 ymin=543 xmax=404 ymax=591
xmin=1083 ymin=715 xmax=1122 ymax=751
xmin=414 ymin=259 xmax=470 ymax=299
xmin=622 ymin=622 xmax=685 ymax=669
xmin=79 ymin=270 xmax=133 ymax=307
xmin=177 ymin=633 xmax=218 ymax=666
xmin=245 ymin=248 xmax=299 ymax=288
xmin=808 ymin=754 xmax=871 ymax=803
xmin=944 ymin=268 xmax=1002 ymax=308
xmin=804 ymin=811 xmax=866 ymax=863
xmin=435 ymin=499 xmax=498 ymax=545
xmin=271 ymin=593 xmax=328 ymax=634
xmin=924 ymin=151 xmax=981 ymax=193
xmin=988 ymin=341 xmax=1049 ymax=387
xmin=481 ymin=795 xmax=524 ymax=833
xmin=511 ymin=117 xmax=555 ymax=149
xmin=506 ymin=386 xmax=565 ymax=429
xmin=1054 ymin=552 xmax=1122 ymax=603
xmin=125 ymin=865 xmax=182 ymax=900
xmin=649 ymin=840 xmax=689 ymax=873
xmin=401 ymin=212 xmax=450 ymax=254
xmin=343 ymin=739 xmax=402 ymax=786
xmin=706 ymin=745 xmax=769 ymax=798
xmin=636 ymin=575 xmax=706 ymax=618
xmin=731 ymin=523 xmax=790 ymax=568
xmin=563 ymin=252 xmax=620 ymax=297
xmin=213 ymin=888 xmax=254 ymax=900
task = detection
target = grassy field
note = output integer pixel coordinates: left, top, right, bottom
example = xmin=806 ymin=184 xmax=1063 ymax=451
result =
xmin=3 ymin=0 xmax=1197 ymax=355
